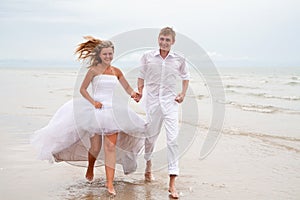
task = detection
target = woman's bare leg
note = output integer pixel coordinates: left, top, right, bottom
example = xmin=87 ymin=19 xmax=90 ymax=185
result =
xmin=104 ymin=133 xmax=118 ymax=195
xmin=86 ymin=134 xmax=101 ymax=181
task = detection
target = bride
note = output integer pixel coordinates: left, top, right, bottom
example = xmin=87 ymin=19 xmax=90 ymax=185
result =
xmin=31 ymin=36 xmax=146 ymax=196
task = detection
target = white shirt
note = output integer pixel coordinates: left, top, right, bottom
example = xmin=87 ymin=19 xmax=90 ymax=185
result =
xmin=139 ymin=49 xmax=190 ymax=113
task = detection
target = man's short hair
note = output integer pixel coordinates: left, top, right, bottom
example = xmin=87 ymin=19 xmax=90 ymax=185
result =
xmin=159 ymin=27 xmax=176 ymax=41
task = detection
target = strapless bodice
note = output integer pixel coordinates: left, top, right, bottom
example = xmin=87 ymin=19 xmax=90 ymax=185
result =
xmin=92 ymin=74 xmax=118 ymax=108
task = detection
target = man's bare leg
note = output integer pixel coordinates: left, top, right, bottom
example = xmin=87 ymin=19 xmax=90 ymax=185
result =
xmin=169 ymin=175 xmax=179 ymax=199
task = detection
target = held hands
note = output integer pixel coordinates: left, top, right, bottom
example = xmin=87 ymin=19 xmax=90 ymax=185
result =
xmin=131 ymin=91 xmax=142 ymax=103
xmin=94 ymin=101 xmax=102 ymax=109
xmin=175 ymin=93 xmax=185 ymax=103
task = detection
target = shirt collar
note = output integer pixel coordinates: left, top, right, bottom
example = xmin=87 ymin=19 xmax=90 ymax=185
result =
xmin=154 ymin=49 xmax=176 ymax=58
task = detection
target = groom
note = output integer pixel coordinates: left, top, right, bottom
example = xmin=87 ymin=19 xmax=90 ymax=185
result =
xmin=135 ymin=27 xmax=190 ymax=199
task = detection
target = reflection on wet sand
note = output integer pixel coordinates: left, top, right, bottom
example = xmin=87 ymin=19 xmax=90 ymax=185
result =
xmin=64 ymin=176 xmax=172 ymax=200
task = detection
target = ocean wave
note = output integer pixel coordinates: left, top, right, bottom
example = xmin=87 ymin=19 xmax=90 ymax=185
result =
xmin=290 ymin=76 xmax=299 ymax=80
xmin=225 ymin=90 xmax=300 ymax=101
xmin=221 ymin=76 xmax=238 ymax=80
xmin=180 ymin=121 xmax=300 ymax=153
xmin=228 ymin=101 xmax=300 ymax=114
xmin=259 ymin=80 xmax=269 ymax=83
xmin=248 ymin=93 xmax=300 ymax=101
xmin=224 ymin=128 xmax=300 ymax=153
xmin=22 ymin=106 xmax=45 ymax=109
xmin=225 ymin=128 xmax=300 ymax=142
xmin=32 ymin=72 xmax=77 ymax=78
xmin=286 ymin=81 xmax=300 ymax=86
xmin=263 ymin=94 xmax=300 ymax=101
xmin=225 ymin=84 xmax=259 ymax=89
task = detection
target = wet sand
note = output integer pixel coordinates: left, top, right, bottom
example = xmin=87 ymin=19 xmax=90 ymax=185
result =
xmin=0 ymin=68 xmax=299 ymax=199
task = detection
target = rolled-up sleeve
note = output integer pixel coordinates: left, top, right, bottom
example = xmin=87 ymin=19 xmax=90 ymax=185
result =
xmin=179 ymin=58 xmax=190 ymax=80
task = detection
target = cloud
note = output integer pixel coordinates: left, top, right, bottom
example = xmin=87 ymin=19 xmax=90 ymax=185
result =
xmin=0 ymin=0 xmax=76 ymax=23
xmin=1 ymin=0 xmax=299 ymax=67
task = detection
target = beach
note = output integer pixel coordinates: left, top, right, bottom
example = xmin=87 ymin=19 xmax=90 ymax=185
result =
xmin=0 ymin=67 xmax=299 ymax=200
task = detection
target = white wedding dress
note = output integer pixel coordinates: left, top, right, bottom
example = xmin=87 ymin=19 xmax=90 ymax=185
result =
xmin=31 ymin=74 xmax=146 ymax=174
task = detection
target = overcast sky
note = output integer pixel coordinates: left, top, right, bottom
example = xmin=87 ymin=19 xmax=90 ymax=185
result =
xmin=0 ymin=0 xmax=299 ymax=68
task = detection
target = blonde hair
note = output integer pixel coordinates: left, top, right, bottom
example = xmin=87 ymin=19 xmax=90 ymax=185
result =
xmin=75 ymin=36 xmax=114 ymax=67
xmin=159 ymin=27 xmax=176 ymax=41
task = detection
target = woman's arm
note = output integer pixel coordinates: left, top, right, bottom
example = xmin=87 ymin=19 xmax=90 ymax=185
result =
xmin=80 ymin=68 xmax=102 ymax=108
xmin=114 ymin=67 xmax=137 ymax=98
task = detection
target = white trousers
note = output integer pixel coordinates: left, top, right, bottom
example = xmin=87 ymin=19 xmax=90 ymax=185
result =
xmin=144 ymin=103 xmax=179 ymax=175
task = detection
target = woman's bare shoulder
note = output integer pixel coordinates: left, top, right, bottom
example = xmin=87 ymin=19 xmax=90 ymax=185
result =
xmin=111 ymin=66 xmax=123 ymax=77
xmin=88 ymin=66 xmax=98 ymax=74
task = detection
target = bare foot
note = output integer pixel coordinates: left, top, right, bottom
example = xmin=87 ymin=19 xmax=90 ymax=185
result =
xmin=168 ymin=187 xmax=179 ymax=199
xmin=144 ymin=160 xmax=154 ymax=182
xmin=106 ymin=185 xmax=116 ymax=196
xmin=144 ymin=172 xmax=154 ymax=182
xmin=85 ymin=166 xmax=94 ymax=181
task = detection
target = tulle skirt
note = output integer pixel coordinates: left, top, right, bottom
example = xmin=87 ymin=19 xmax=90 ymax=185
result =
xmin=30 ymin=97 xmax=147 ymax=174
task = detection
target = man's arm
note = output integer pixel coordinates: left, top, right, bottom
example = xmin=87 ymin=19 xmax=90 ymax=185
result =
xmin=175 ymin=80 xmax=189 ymax=103
xmin=138 ymin=78 xmax=144 ymax=94
xmin=134 ymin=78 xmax=144 ymax=102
